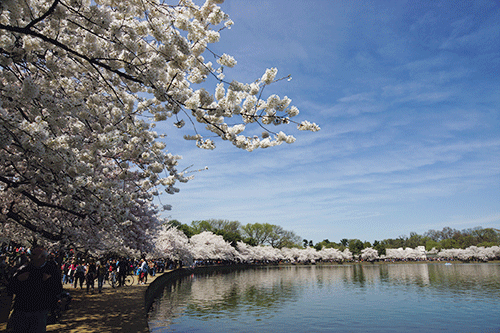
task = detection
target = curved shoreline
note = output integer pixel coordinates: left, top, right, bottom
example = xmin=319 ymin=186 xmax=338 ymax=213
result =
xmin=0 ymin=266 xmax=249 ymax=332
xmin=1 ymin=261 xmax=498 ymax=332
xmin=1 ymin=273 xmax=165 ymax=332
xmin=145 ymin=265 xmax=252 ymax=317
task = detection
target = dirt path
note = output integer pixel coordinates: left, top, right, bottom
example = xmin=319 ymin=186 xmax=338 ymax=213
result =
xmin=1 ymin=273 xmax=165 ymax=333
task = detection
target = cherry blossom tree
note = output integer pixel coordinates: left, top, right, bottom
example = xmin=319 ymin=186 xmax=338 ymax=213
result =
xmin=0 ymin=0 xmax=319 ymax=250
xmin=236 ymin=241 xmax=254 ymax=263
xmin=252 ymin=245 xmax=283 ymax=262
xmin=152 ymin=225 xmax=193 ymax=263
xmin=482 ymin=245 xmax=500 ymax=260
xmin=384 ymin=247 xmax=427 ymax=261
xmin=317 ymin=247 xmax=344 ymax=262
xmin=385 ymin=248 xmax=405 ymax=260
xmin=437 ymin=245 xmax=500 ymax=262
xmin=297 ymin=246 xmax=320 ymax=263
xmin=360 ymin=247 xmax=378 ymax=262
xmin=280 ymin=247 xmax=301 ymax=263
xmin=342 ymin=248 xmax=353 ymax=261
xmin=190 ymin=231 xmax=238 ymax=261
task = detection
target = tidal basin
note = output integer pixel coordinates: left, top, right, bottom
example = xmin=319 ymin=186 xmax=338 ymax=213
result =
xmin=148 ymin=263 xmax=500 ymax=333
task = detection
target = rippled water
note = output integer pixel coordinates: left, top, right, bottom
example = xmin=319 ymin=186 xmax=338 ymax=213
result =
xmin=148 ymin=263 xmax=500 ymax=333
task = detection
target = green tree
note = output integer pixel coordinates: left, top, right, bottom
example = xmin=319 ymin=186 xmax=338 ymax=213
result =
xmin=473 ymin=228 xmax=499 ymax=244
xmin=241 ymin=223 xmax=274 ymax=245
xmin=440 ymin=238 xmax=458 ymax=249
xmin=407 ymin=232 xmax=424 ymax=248
xmin=276 ymin=230 xmax=302 ymax=248
xmin=268 ymin=227 xmax=301 ymax=249
xmin=190 ymin=219 xmax=243 ymax=245
xmin=191 ymin=219 xmax=242 ymax=235
xmin=373 ymin=240 xmax=386 ymax=256
xmin=424 ymin=229 xmax=441 ymax=242
xmin=215 ymin=230 xmax=242 ymax=247
xmin=348 ymin=239 xmax=364 ymax=256
xmin=190 ymin=220 xmax=214 ymax=233
xmin=340 ymin=238 xmax=349 ymax=247
xmin=166 ymin=220 xmax=194 ymax=238
xmin=425 ymin=239 xmax=440 ymax=252
xmin=314 ymin=239 xmax=334 ymax=251
xmin=243 ymin=237 xmax=258 ymax=246
xmin=456 ymin=234 xmax=474 ymax=248
xmin=440 ymin=227 xmax=457 ymax=240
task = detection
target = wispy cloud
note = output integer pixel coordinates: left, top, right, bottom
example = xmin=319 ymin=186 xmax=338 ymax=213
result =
xmin=157 ymin=0 xmax=500 ymax=243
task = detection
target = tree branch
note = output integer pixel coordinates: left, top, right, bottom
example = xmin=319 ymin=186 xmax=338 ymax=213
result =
xmin=0 ymin=23 xmax=142 ymax=85
xmin=5 ymin=202 xmax=63 ymax=242
xmin=20 ymin=189 xmax=88 ymax=219
xmin=24 ymin=0 xmax=61 ymax=30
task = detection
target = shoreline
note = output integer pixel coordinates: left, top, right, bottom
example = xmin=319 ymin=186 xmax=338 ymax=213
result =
xmin=1 ymin=260 xmax=499 ymax=332
xmin=0 ymin=272 xmax=168 ymax=333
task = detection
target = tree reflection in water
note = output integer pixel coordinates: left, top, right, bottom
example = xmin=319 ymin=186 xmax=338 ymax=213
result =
xmin=148 ymin=264 xmax=500 ymax=332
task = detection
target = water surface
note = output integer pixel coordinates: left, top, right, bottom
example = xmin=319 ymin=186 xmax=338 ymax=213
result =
xmin=148 ymin=263 xmax=500 ymax=332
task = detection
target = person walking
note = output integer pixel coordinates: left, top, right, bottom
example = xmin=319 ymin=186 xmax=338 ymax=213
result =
xmin=139 ymin=259 xmax=148 ymax=284
xmin=96 ymin=261 xmax=106 ymax=293
xmin=67 ymin=260 xmax=76 ymax=285
xmin=73 ymin=261 xmax=86 ymax=289
xmin=85 ymin=259 xmax=97 ymax=294
xmin=117 ymin=258 xmax=128 ymax=287
xmin=6 ymin=247 xmax=62 ymax=333
xmin=61 ymin=261 xmax=70 ymax=285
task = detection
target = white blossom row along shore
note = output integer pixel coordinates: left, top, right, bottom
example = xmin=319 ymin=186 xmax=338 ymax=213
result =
xmin=152 ymin=227 xmax=500 ymax=264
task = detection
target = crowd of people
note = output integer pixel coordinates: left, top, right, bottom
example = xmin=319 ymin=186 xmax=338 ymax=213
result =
xmin=0 ymin=242 xmax=181 ymax=332
xmin=0 ymin=243 xmax=180 ymax=290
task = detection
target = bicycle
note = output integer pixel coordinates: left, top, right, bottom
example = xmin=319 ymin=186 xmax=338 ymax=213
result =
xmin=108 ymin=271 xmax=118 ymax=288
xmin=124 ymin=274 xmax=135 ymax=286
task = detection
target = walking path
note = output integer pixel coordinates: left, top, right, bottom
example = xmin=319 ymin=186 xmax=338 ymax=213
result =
xmin=0 ymin=273 xmax=166 ymax=333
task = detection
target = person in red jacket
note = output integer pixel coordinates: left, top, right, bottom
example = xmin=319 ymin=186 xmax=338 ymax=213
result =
xmin=7 ymin=247 xmax=62 ymax=333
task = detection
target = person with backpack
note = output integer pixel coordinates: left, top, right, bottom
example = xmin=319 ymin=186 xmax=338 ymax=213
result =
xmin=73 ymin=261 xmax=86 ymax=289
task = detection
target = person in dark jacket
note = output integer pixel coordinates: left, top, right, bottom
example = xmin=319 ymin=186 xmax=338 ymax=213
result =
xmin=7 ymin=247 xmax=63 ymax=333
xmin=73 ymin=261 xmax=86 ymax=289
xmin=86 ymin=258 xmax=97 ymax=294
xmin=117 ymin=257 xmax=128 ymax=287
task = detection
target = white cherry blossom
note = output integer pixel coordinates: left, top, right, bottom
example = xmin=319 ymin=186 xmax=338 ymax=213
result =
xmin=0 ymin=0 xmax=318 ymax=250
xmin=360 ymin=247 xmax=379 ymax=261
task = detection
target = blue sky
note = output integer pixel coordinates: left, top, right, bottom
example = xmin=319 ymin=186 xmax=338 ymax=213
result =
xmin=157 ymin=0 xmax=500 ymax=243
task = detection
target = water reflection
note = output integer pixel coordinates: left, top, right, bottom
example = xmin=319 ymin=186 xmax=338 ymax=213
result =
xmin=148 ymin=264 xmax=500 ymax=332
xmin=186 ymin=268 xmax=301 ymax=318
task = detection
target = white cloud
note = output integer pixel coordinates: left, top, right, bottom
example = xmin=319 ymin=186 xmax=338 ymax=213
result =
xmin=155 ymin=0 xmax=500 ymax=243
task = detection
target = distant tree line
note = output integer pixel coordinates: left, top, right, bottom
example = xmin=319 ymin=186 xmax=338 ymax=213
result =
xmin=304 ymin=226 xmax=500 ymax=256
xmin=167 ymin=220 xmax=499 ymax=257
xmin=166 ymin=219 xmax=302 ymax=248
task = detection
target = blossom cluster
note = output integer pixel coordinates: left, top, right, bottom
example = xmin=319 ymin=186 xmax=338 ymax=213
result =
xmin=152 ymin=227 xmax=353 ymax=264
xmin=436 ymin=246 xmax=500 ymax=261
xmin=152 ymin=228 xmax=500 ymax=264
xmin=0 ymin=0 xmax=318 ymax=251
xmin=365 ymin=246 xmax=500 ymax=262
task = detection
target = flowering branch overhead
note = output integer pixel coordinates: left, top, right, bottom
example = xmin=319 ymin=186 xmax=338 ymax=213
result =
xmin=0 ymin=0 xmax=319 ymax=250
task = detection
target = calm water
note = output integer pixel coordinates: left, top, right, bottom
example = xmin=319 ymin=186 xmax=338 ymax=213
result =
xmin=148 ymin=263 xmax=500 ymax=333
